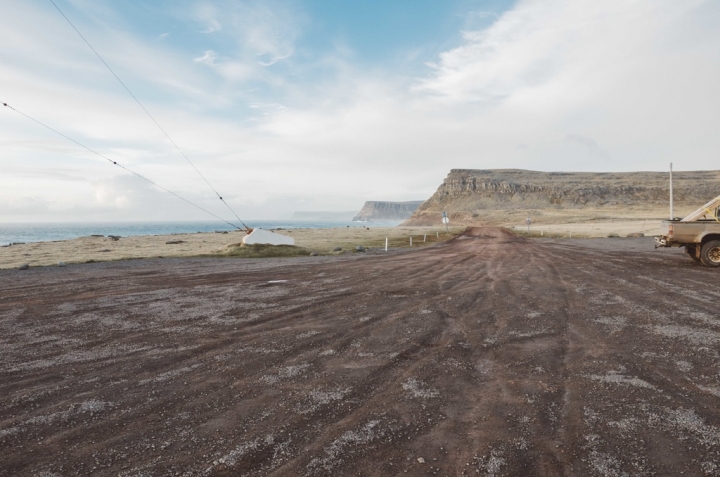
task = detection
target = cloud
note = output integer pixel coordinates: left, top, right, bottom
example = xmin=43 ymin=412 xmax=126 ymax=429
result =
xmin=0 ymin=197 xmax=51 ymax=216
xmin=2 ymin=0 xmax=720 ymax=224
xmin=190 ymin=0 xmax=302 ymax=74
xmin=194 ymin=50 xmax=218 ymax=65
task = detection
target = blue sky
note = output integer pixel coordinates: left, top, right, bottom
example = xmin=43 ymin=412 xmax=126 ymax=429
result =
xmin=1 ymin=0 xmax=719 ymax=223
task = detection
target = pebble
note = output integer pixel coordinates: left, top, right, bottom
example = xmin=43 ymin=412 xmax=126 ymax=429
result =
xmin=417 ymin=457 xmax=425 ymax=464
xmin=356 ymin=246 xmax=365 ymax=251
xmin=333 ymin=247 xmax=342 ymax=251
xmin=310 ymin=252 xmax=318 ymax=256
xmin=58 ymin=262 xmax=66 ymax=267
xmin=18 ymin=264 xmax=29 ymax=270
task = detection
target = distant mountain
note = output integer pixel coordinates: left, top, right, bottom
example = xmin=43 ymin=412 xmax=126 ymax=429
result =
xmin=352 ymin=201 xmax=424 ymax=222
xmin=403 ymin=169 xmax=720 ymax=225
xmin=291 ymin=211 xmax=356 ymax=221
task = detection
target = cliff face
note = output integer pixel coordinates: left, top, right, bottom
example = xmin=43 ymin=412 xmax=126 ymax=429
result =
xmin=352 ymin=201 xmax=424 ymax=221
xmin=403 ymin=169 xmax=720 ymax=225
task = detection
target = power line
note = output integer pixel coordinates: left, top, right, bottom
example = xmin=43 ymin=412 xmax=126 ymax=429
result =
xmin=48 ymin=0 xmax=249 ymax=231
xmin=2 ymin=101 xmax=242 ymax=230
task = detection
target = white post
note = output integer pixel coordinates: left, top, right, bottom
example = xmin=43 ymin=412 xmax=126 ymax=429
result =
xmin=541 ymin=230 xmax=543 ymax=236
xmin=385 ymin=237 xmax=388 ymax=252
xmin=424 ymin=234 xmax=426 ymax=242
xmin=410 ymin=237 xmax=413 ymax=246
xmin=669 ymin=162 xmax=674 ymax=220
xmin=436 ymin=232 xmax=439 ymax=238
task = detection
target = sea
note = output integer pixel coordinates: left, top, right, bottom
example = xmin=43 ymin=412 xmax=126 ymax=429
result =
xmin=0 ymin=220 xmax=403 ymax=247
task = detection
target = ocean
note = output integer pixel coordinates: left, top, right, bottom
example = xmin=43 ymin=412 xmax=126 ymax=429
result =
xmin=0 ymin=220 xmax=403 ymax=247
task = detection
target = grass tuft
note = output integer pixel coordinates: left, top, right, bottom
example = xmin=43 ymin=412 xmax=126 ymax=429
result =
xmin=213 ymin=243 xmax=312 ymax=259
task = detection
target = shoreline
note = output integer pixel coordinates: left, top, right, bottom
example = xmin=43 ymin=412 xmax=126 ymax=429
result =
xmin=0 ymin=220 xmax=667 ymax=270
xmin=0 ymin=226 xmax=465 ymax=270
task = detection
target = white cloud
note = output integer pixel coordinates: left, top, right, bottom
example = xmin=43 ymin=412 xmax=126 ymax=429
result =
xmin=194 ymin=50 xmax=218 ymax=65
xmin=189 ymin=0 xmax=302 ymax=78
xmin=2 ymin=0 xmax=719 ymax=223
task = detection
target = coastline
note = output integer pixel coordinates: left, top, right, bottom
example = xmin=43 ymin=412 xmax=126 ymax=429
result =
xmin=0 ymin=226 xmax=465 ymax=270
xmin=0 ymin=219 xmax=667 ymax=270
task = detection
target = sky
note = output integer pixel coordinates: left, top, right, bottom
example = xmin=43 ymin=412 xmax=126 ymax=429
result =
xmin=1 ymin=0 xmax=719 ymax=223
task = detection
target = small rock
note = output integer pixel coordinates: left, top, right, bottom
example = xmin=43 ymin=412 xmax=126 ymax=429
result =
xmin=108 ymin=235 xmax=121 ymax=241
xmin=58 ymin=262 xmax=66 ymax=267
xmin=91 ymin=234 xmax=104 ymax=237
xmin=333 ymin=247 xmax=342 ymax=251
xmin=417 ymin=457 xmax=425 ymax=464
xmin=18 ymin=264 xmax=30 ymax=270
xmin=607 ymin=233 xmax=620 ymax=238
xmin=310 ymin=252 xmax=318 ymax=256
xmin=627 ymin=232 xmax=644 ymax=238
xmin=356 ymin=246 xmax=365 ymax=251
xmin=166 ymin=240 xmax=185 ymax=245
xmin=99 ymin=249 xmax=111 ymax=252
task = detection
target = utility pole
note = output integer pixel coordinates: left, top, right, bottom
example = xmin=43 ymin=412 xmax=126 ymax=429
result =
xmin=670 ymin=162 xmax=674 ymax=220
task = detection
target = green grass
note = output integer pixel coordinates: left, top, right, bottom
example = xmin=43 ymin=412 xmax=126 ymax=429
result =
xmin=212 ymin=244 xmax=312 ymax=258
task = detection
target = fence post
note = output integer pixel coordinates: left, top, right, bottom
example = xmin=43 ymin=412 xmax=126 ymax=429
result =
xmin=410 ymin=237 xmax=413 ymax=246
xmin=424 ymin=234 xmax=427 ymax=242
xmin=385 ymin=237 xmax=388 ymax=252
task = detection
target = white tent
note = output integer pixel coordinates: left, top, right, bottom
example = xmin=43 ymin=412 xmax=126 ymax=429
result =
xmin=241 ymin=228 xmax=295 ymax=246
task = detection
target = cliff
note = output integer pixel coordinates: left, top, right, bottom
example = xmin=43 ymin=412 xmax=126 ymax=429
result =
xmin=352 ymin=201 xmax=424 ymax=222
xmin=403 ymin=169 xmax=720 ymax=226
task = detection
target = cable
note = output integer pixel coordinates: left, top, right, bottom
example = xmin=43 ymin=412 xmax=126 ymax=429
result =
xmin=2 ymin=102 xmax=241 ymax=230
xmin=48 ymin=0 xmax=249 ymax=231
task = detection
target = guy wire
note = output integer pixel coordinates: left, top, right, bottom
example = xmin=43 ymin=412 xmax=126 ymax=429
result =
xmin=48 ymin=0 xmax=249 ymax=231
xmin=2 ymin=102 xmax=241 ymax=231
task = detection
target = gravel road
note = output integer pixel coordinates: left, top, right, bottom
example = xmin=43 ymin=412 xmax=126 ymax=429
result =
xmin=1 ymin=228 xmax=719 ymax=476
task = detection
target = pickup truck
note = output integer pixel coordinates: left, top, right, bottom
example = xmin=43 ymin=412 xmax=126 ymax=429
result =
xmin=655 ymin=195 xmax=720 ymax=267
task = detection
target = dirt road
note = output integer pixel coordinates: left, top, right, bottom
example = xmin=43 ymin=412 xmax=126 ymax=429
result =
xmin=1 ymin=228 xmax=719 ymax=476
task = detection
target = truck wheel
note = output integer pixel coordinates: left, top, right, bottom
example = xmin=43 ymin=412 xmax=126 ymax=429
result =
xmin=700 ymin=240 xmax=720 ymax=268
xmin=686 ymin=245 xmax=701 ymax=262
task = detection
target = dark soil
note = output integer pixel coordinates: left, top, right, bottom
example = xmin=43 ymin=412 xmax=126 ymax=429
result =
xmin=1 ymin=228 xmax=719 ymax=476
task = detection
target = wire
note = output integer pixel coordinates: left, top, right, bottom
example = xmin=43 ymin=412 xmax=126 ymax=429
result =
xmin=48 ymin=0 xmax=249 ymax=231
xmin=2 ymin=102 xmax=242 ymax=230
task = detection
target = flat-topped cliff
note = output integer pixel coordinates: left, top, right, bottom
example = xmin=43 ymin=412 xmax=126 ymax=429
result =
xmin=403 ymin=169 xmax=720 ymax=225
xmin=352 ymin=201 xmax=424 ymax=222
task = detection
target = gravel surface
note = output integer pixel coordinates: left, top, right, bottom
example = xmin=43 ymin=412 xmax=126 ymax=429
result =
xmin=1 ymin=228 xmax=718 ymax=476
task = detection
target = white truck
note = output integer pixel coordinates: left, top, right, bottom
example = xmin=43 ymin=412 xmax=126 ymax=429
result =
xmin=655 ymin=195 xmax=720 ymax=267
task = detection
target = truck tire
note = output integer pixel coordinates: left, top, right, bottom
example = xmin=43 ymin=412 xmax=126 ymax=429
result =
xmin=686 ymin=245 xmax=701 ymax=262
xmin=700 ymin=240 xmax=720 ymax=268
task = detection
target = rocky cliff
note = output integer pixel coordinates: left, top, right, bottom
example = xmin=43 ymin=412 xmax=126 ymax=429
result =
xmin=352 ymin=201 xmax=424 ymax=222
xmin=403 ymin=169 xmax=720 ymax=225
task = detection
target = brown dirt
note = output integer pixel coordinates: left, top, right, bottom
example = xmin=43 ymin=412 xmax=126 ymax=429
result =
xmin=1 ymin=228 xmax=719 ymax=476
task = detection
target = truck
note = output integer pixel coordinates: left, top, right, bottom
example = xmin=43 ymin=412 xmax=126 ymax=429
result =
xmin=655 ymin=195 xmax=720 ymax=267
